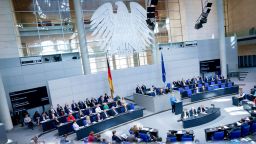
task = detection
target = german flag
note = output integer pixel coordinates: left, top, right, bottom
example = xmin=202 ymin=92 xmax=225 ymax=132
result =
xmin=107 ymin=57 xmax=114 ymax=98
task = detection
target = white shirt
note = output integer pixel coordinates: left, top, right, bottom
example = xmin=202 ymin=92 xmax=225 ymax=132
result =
xmin=24 ymin=117 xmax=31 ymax=123
xmin=95 ymin=107 xmax=102 ymax=113
xmin=73 ymin=123 xmax=80 ymax=131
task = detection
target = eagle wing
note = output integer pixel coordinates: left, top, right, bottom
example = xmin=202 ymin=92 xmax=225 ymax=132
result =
xmin=130 ymin=2 xmax=154 ymax=51
xmin=90 ymin=2 xmax=114 ymax=47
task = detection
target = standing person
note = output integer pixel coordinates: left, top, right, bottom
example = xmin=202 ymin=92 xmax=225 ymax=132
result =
xmin=170 ymin=95 xmax=177 ymax=113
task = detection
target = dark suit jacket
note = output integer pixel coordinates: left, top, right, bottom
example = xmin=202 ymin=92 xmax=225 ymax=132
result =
xmin=189 ymin=109 xmax=197 ymax=116
xmin=71 ymin=103 xmax=79 ymax=111
xmin=112 ymin=135 xmax=122 ymax=143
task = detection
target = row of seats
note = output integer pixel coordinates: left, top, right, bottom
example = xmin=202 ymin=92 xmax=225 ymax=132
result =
xmin=180 ymin=82 xmax=233 ymax=98
xmin=206 ymin=116 xmax=256 ymax=141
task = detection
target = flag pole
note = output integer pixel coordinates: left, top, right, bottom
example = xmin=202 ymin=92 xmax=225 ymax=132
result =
xmin=106 ymin=53 xmax=114 ymax=99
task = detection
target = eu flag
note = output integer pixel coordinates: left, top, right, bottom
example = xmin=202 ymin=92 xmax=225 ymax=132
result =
xmin=161 ymin=52 xmax=166 ymax=83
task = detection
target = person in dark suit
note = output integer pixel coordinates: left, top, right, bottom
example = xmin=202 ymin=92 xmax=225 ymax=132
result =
xmin=78 ymin=101 xmax=86 ymax=109
xmin=189 ymin=107 xmax=197 ymax=116
xmin=64 ymin=104 xmax=72 ymax=114
xmin=86 ymin=98 xmax=92 ymax=107
xmin=104 ymin=93 xmax=109 ymax=102
xmin=56 ymin=104 xmax=64 ymax=116
xmin=136 ymin=85 xmax=142 ymax=94
xmin=112 ymin=130 xmax=123 ymax=143
xmin=197 ymin=105 xmax=206 ymax=113
xmin=181 ymin=109 xmax=189 ymax=120
xmin=91 ymin=98 xmax=98 ymax=106
xmin=141 ymin=84 xmax=147 ymax=93
xmin=71 ymin=101 xmax=79 ymax=111
xmin=98 ymin=96 xmax=104 ymax=105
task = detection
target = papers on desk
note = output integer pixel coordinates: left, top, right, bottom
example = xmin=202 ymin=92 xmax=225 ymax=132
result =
xmin=177 ymin=130 xmax=183 ymax=134
xmin=223 ymin=126 xmax=229 ymax=129
xmin=236 ymin=122 xmax=242 ymax=126
xmin=141 ymin=127 xmax=150 ymax=131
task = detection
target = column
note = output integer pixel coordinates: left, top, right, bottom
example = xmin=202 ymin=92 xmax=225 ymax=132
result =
xmin=0 ymin=73 xmax=13 ymax=130
xmin=73 ymin=0 xmax=91 ymax=74
xmin=217 ymin=0 xmax=227 ymax=78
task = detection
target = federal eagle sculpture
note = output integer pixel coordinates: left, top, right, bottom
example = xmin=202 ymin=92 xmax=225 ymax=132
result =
xmin=90 ymin=1 xmax=154 ymax=55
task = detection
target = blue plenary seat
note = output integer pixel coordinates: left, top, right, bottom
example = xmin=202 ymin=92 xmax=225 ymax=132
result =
xmin=179 ymin=88 xmax=184 ymax=93
xmin=139 ymin=133 xmax=151 ymax=142
xmin=229 ymin=129 xmax=241 ymax=139
xmin=205 ymin=83 xmax=209 ymax=87
xmin=241 ymin=124 xmax=250 ymax=137
xmin=166 ymin=83 xmax=171 ymax=89
xmin=198 ymin=83 xmax=202 ymax=88
xmin=207 ymin=86 xmax=213 ymax=91
xmin=187 ymin=89 xmax=192 ymax=98
xmin=221 ymin=84 xmax=225 ymax=88
xmin=127 ymin=103 xmax=135 ymax=110
xmin=181 ymin=135 xmax=193 ymax=142
xmin=214 ymin=85 xmax=219 ymax=89
xmin=185 ymin=86 xmax=189 ymax=90
xmin=212 ymin=131 xmax=224 ymax=141
xmin=148 ymin=92 xmax=155 ymax=96
xmin=251 ymin=123 xmax=256 ymax=133
xmin=211 ymin=81 xmax=215 ymax=85
xmin=166 ymin=136 xmax=177 ymax=142
xmin=227 ymin=83 xmax=232 ymax=88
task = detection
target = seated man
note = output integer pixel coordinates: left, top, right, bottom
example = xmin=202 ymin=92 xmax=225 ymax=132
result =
xmin=181 ymin=109 xmax=189 ymax=120
xmin=98 ymin=95 xmax=104 ymax=105
xmin=112 ymin=130 xmax=123 ymax=143
xmin=24 ymin=114 xmax=34 ymax=130
xmin=197 ymin=105 xmax=207 ymax=114
xmin=56 ymin=104 xmax=65 ymax=116
xmin=104 ymin=93 xmax=109 ymax=102
xmin=67 ymin=113 xmax=75 ymax=122
xmin=64 ymin=104 xmax=73 ymax=114
xmin=189 ymin=107 xmax=197 ymax=116
xmin=136 ymin=85 xmax=142 ymax=94
xmin=78 ymin=100 xmax=86 ymax=109
xmin=71 ymin=101 xmax=79 ymax=111
xmin=49 ymin=105 xmax=58 ymax=117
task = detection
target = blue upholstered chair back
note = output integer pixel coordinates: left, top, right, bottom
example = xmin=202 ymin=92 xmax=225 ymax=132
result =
xmin=251 ymin=123 xmax=256 ymax=133
xmin=139 ymin=133 xmax=150 ymax=142
xmin=179 ymin=88 xmax=184 ymax=93
xmin=218 ymin=81 xmax=222 ymax=85
xmin=185 ymin=86 xmax=189 ymax=90
xmin=166 ymin=83 xmax=171 ymax=89
xmin=241 ymin=124 xmax=250 ymax=137
xmin=198 ymin=84 xmax=202 ymax=88
xmin=205 ymin=83 xmax=209 ymax=87
xmin=166 ymin=136 xmax=177 ymax=142
xmin=181 ymin=135 xmax=193 ymax=142
xmin=127 ymin=103 xmax=135 ymax=110
xmin=187 ymin=89 xmax=192 ymax=98
xmin=211 ymin=81 xmax=215 ymax=85
xmin=212 ymin=131 xmax=224 ymax=141
xmin=214 ymin=85 xmax=219 ymax=89
xmin=221 ymin=84 xmax=225 ymax=88
xmin=229 ymin=129 xmax=241 ymax=139
xmin=228 ymin=83 xmax=232 ymax=88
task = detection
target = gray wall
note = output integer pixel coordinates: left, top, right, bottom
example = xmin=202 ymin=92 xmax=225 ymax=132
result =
xmin=0 ymin=0 xmax=19 ymax=58
xmin=0 ymin=58 xmax=83 ymax=113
